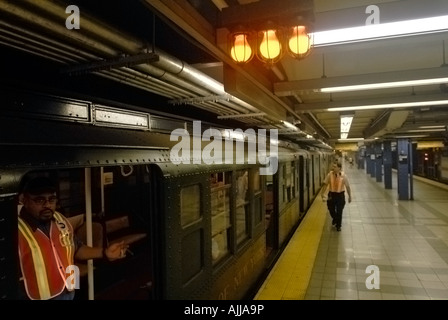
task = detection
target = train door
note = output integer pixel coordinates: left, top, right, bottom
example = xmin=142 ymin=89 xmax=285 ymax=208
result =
xmin=305 ymin=157 xmax=311 ymax=208
xmin=313 ymin=154 xmax=320 ymax=196
xmin=86 ymin=164 xmax=157 ymax=300
xmin=299 ymin=155 xmax=307 ymax=213
xmin=17 ymin=165 xmax=159 ymax=300
xmin=311 ymin=154 xmax=316 ymax=195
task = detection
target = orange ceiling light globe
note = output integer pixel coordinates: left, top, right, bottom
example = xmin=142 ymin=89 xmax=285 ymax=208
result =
xmin=258 ymin=29 xmax=282 ymax=63
xmin=230 ymin=33 xmax=254 ymax=63
xmin=288 ymin=25 xmax=312 ymax=59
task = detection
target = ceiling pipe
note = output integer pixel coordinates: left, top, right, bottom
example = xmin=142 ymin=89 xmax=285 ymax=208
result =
xmin=0 ymin=1 xmax=264 ymax=121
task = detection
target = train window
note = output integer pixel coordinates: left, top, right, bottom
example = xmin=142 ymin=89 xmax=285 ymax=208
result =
xmin=210 ymin=172 xmax=231 ymax=264
xmin=236 ymin=170 xmax=249 ymax=244
xmin=294 ymin=162 xmax=299 ymax=196
xmin=279 ymin=163 xmax=292 ymax=205
xmin=182 ymin=229 xmax=203 ymax=284
xmin=252 ymin=170 xmax=261 ymax=192
xmin=280 ymin=164 xmax=285 ymax=205
xmin=286 ymin=162 xmax=292 ymax=202
xmin=181 ymin=184 xmax=201 ymax=227
xmin=252 ymin=170 xmax=263 ymax=226
xmin=291 ymin=161 xmax=296 ymax=197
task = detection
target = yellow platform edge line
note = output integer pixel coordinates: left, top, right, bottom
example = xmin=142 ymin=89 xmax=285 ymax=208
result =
xmin=254 ymin=198 xmax=327 ymax=300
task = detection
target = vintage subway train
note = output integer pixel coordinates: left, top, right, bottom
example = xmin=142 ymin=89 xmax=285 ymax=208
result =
xmin=0 ymin=89 xmax=333 ymax=300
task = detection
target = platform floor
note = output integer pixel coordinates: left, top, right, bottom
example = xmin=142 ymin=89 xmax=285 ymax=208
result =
xmin=254 ymin=163 xmax=448 ymax=300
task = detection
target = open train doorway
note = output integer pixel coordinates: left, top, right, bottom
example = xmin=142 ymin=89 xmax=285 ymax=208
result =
xmin=17 ymin=165 xmax=160 ymax=300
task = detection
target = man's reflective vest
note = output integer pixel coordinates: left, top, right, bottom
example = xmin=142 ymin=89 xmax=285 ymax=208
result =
xmin=18 ymin=212 xmax=75 ymax=300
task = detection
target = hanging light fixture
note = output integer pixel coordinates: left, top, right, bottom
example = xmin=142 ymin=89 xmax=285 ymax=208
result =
xmin=220 ymin=0 xmax=314 ymax=64
xmin=257 ymin=24 xmax=283 ymax=64
xmin=287 ymin=25 xmax=312 ymax=59
xmin=256 ymin=21 xmax=284 ymax=64
xmin=227 ymin=23 xmax=312 ymax=64
xmin=229 ymin=29 xmax=254 ymax=63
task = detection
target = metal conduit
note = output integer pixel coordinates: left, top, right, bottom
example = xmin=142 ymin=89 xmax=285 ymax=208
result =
xmin=0 ymin=20 xmax=100 ymax=62
xmin=109 ymin=68 xmax=192 ymax=98
xmin=0 ymin=29 xmax=85 ymax=65
xmin=0 ymin=2 xmax=119 ymax=57
xmin=27 ymin=0 xmax=143 ymax=53
xmin=32 ymin=0 xmax=300 ymax=127
xmin=0 ymin=22 xmax=231 ymax=114
xmin=100 ymin=70 xmax=183 ymax=99
xmin=101 ymin=69 xmax=244 ymax=116
xmin=0 ymin=37 xmax=68 ymax=65
xmin=0 ymin=22 xmax=192 ymax=100
xmin=0 ymin=1 xmax=263 ymax=119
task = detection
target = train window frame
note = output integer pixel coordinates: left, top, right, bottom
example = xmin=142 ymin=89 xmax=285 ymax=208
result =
xmin=210 ymin=171 xmax=232 ymax=265
xmin=291 ymin=161 xmax=297 ymax=197
xmin=235 ymin=169 xmax=249 ymax=245
xmin=252 ymin=169 xmax=263 ymax=227
xmin=180 ymin=184 xmax=202 ymax=227
xmin=178 ymin=179 xmax=206 ymax=287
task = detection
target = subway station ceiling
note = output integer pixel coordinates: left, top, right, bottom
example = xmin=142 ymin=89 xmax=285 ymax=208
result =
xmin=1 ymin=0 xmax=448 ymax=150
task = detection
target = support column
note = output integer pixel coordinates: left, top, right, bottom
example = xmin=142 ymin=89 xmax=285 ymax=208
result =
xmin=358 ymin=146 xmax=366 ymax=170
xmin=367 ymin=145 xmax=375 ymax=178
xmin=383 ymin=141 xmax=392 ymax=189
xmin=397 ymin=138 xmax=410 ymax=200
xmin=375 ymin=142 xmax=383 ymax=183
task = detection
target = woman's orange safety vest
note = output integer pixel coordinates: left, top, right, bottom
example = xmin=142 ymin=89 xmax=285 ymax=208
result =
xmin=18 ymin=212 xmax=75 ymax=300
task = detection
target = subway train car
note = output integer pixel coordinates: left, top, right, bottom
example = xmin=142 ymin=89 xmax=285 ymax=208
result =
xmin=0 ymin=89 xmax=332 ymax=300
xmin=412 ymin=145 xmax=448 ymax=185
xmin=366 ymin=141 xmax=448 ymax=186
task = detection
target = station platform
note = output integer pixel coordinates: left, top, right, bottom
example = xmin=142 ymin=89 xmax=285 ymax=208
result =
xmin=254 ymin=163 xmax=448 ymax=300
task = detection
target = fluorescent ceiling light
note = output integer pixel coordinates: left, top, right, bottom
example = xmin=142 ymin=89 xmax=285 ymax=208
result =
xmin=419 ymin=125 xmax=446 ymax=129
xmin=406 ymin=128 xmax=446 ymax=132
xmin=340 ymin=115 xmax=353 ymax=140
xmin=340 ymin=115 xmax=353 ymax=133
xmin=392 ymin=134 xmax=429 ymax=138
xmin=320 ymin=77 xmax=448 ymax=93
xmin=312 ymin=15 xmax=448 ymax=46
xmin=337 ymin=137 xmax=364 ymax=142
xmin=327 ymin=99 xmax=448 ymax=112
